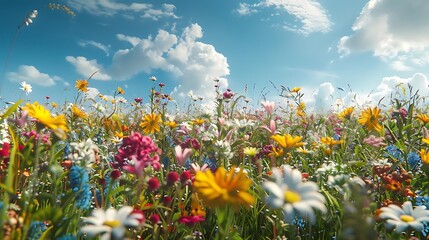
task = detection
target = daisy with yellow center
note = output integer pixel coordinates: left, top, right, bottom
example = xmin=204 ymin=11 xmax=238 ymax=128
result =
xmin=23 ymin=102 xmax=68 ymax=132
xmin=338 ymin=107 xmax=354 ymax=120
xmin=193 ymin=167 xmax=254 ymax=208
xmin=416 ymin=113 xmax=429 ymax=124
xmin=379 ymin=201 xmax=429 ymax=234
xmin=75 ymin=79 xmax=89 ymax=92
xmin=358 ymin=106 xmax=383 ymax=132
xmin=271 ymin=134 xmax=305 ymax=151
xmin=139 ymin=113 xmax=161 ymax=134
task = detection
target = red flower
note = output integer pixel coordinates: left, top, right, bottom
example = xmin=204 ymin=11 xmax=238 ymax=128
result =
xmin=166 ymin=172 xmax=179 ymax=185
xmin=178 ymin=215 xmax=205 ymax=227
xmin=147 ymin=177 xmax=160 ymax=191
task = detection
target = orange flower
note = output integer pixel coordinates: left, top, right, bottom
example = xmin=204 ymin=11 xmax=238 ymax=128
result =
xmin=271 ymin=134 xmax=305 ymax=150
xmin=358 ymin=107 xmax=383 ymax=132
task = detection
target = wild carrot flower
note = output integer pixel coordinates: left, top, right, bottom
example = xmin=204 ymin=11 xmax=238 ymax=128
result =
xmin=358 ymin=107 xmax=383 ymax=132
xmin=70 ymin=165 xmax=91 ymax=210
xmin=263 ymin=165 xmax=327 ymax=224
xmin=139 ymin=113 xmax=161 ymax=134
xmin=379 ymin=201 xmax=429 ymax=233
xmin=193 ymin=167 xmax=254 ymax=208
xmin=338 ymin=107 xmax=354 ymax=120
xmin=23 ymin=102 xmax=68 ymax=134
xmin=79 ymin=206 xmax=143 ymax=239
xmin=75 ymin=79 xmax=89 ymax=92
xmin=20 ymin=81 xmax=32 ymax=95
xmin=271 ymin=134 xmax=305 ymax=151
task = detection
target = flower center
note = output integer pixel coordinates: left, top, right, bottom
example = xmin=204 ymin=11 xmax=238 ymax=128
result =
xmin=284 ymin=190 xmax=301 ymax=203
xmin=400 ymin=215 xmax=414 ymax=222
xmin=103 ymin=220 xmax=121 ymax=228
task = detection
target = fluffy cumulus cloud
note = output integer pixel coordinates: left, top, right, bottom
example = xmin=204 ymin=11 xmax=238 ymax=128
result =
xmin=68 ymin=0 xmax=178 ymax=20
xmin=338 ymin=0 xmax=429 ymax=71
xmin=236 ymin=0 xmax=332 ymax=35
xmin=7 ymin=65 xmax=61 ymax=87
xmin=298 ymin=73 xmax=429 ymax=113
xmin=67 ymin=24 xmax=230 ymax=102
xmin=66 ymin=56 xmax=111 ymax=80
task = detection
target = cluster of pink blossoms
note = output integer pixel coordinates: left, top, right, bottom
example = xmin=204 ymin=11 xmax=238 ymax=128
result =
xmin=113 ymin=132 xmax=161 ymax=176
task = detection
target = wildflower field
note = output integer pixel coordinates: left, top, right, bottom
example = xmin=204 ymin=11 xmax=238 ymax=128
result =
xmin=2 ymin=78 xmax=429 ymax=240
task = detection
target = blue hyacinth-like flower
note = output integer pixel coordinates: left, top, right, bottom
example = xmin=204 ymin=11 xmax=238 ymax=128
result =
xmin=56 ymin=234 xmax=77 ymax=240
xmin=70 ymin=165 xmax=91 ymax=209
xmin=385 ymin=145 xmax=403 ymax=161
xmin=407 ymin=151 xmax=421 ymax=170
xmin=202 ymin=154 xmax=217 ymax=172
xmin=416 ymin=195 xmax=429 ymax=237
xmin=27 ymin=221 xmax=47 ymax=240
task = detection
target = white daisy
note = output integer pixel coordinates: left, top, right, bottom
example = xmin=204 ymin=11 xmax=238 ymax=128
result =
xmin=20 ymin=81 xmax=32 ymax=95
xmin=263 ymin=165 xmax=327 ymax=224
xmin=80 ymin=206 xmax=143 ymax=240
xmin=379 ymin=201 xmax=429 ymax=233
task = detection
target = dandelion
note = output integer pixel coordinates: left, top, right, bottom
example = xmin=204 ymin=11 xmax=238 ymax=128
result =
xmin=379 ymin=201 xmax=429 ymax=233
xmin=23 ymin=102 xmax=68 ymax=135
xmin=263 ymin=165 xmax=327 ymax=224
xmin=75 ymin=79 xmax=89 ymax=92
xmin=193 ymin=166 xmax=254 ymax=208
xmin=79 ymin=206 xmax=144 ymax=240
xmin=139 ymin=113 xmax=161 ymax=134
xmin=271 ymin=134 xmax=305 ymax=151
xmin=20 ymin=81 xmax=32 ymax=95
xmin=243 ymin=147 xmax=259 ymax=157
xmin=338 ymin=107 xmax=354 ymax=120
xmin=358 ymin=107 xmax=383 ymax=132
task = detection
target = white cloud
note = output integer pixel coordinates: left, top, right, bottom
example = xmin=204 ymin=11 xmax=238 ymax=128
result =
xmin=338 ymin=0 xmax=429 ymax=69
xmin=7 ymin=65 xmax=61 ymax=87
xmin=78 ymin=40 xmax=110 ymax=56
xmin=68 ymin=0 xmax=178 ymax=20
xmin=65 ymin=56 xmax=111 ymax=80
xmin=236 ymin=3 xmax=258 ymax=16
xmin=237 ymin=0 xmax=332 ymax=35
xmin=67 ymin=24 xmax=230 ymax=103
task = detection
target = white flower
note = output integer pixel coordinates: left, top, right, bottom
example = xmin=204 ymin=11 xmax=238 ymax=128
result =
xmin=263 ymin=165 xmax=327 ymax=224
xmin=80 ymin=206 xmax=143 ymax=240
xmin=379 ymin=201 xmax=429 ymax=233
xmin=20 ymin=81 xmax=32 ymax=95
xmin=69 ymin=138 xmax=99 ymax=168
xmin=149 ymin=76 xmax=157 ymax=81
xmin=234 ymin=119 xmax=255 ymax=129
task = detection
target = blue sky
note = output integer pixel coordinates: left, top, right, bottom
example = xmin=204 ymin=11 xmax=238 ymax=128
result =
xmin=2 ymin=0 xmax=429 ymax=111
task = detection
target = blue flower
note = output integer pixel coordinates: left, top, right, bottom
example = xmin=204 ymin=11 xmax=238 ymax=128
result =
xmin=27 ymin=221 xmax=47 ymax=240
xmin=416 ymin=196 xmax=429 ymax=237
xmin=407 ymin=152 xmax=421 ymax=170
xmin=70 ymin=165 xmax=91 ymax=209
xmin=385 ymin=145 xmax=403 ymax=161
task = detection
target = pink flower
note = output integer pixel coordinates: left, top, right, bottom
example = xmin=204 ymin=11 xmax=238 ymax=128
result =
xmin=261 ymin=101 xmax=275 ymax=115
xmin=363 ymin=135 xmax=386 ymax=147
xmin=178 ymin=215 xmax=205 ymax=227
xmin=175 ymin=145 xmax=192 ymax=166
xmin=261 ymin=119 xmax=277 ymax=135
xmin=191 ymin=163 xmax=209 ymax=173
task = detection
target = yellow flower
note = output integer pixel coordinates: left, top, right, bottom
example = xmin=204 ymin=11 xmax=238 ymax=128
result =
xmin=52 ymin=102 xmax=58 ymax=108
xmin=23 ymin=102 xmax=68 ymax=135
xmin=140 ymin=113 xmax=161 ymax=134
xmin=416 ymin=113 xmax=429 ymax=124
xmin=422 ymin=138 xmax=429 ymax=145
xmin=243 ymin=147 xmax=259 ymax=157
xmin=291 ymin=87 xmax=301 ymax=93
xmin=164 ymin=121 xmax=178 ymax=129
xmin=117 ymin=86 xmax=125 ymax=95
xmin=269 ymin=146 xmax=284 ymax=157
xmin=358 ymin=107 xmax=383 ymax=132
xmin=193 ymin=167 xmax=254 ymax=208
xmin=271 ymin=134 xmax=305 ymax=150
xmin=320 ymin=137 xmax=343 ymax=146
xmin=114 ymin=131 xmax=124 ymax=138
xmin=192 ymin=118 xmax=205 ymax=126
xmin=71 ymin=104 xmax=87 ymax=119
xmin=338 ymin=107 xmax=354 ymax=120
xmin=296 ymin=147 xmax=311 ymax=154
xmin=420 ymin=149 xmax=429 ymax=164
xmin=75 ymin=79 xmax=88 ymax=92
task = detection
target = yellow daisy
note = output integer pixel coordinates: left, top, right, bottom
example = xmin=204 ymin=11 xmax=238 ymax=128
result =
xmin=243 ymin=147 xmax=259 ymax=157
xmin=420 ymin=149 xmax=429 ymax=165
xmin=358 ymin=107 xmax=383 ymax=132
xmin=75 ymin=79 xmax=88 ymax=92
xmin=23 ymin=102 xmax=68 ymax=134
xmin=271 ymin=134 xmax=305 ymax=150
xmin=139 ymin=113 xmax=161 ymax=134
xmin=193 ymin=167 xmax=254 ymax=208
xmin=338 ymin=107 xmax=354 ymax=120
xmin=416 ymin=113 xmax=429 ymax=124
